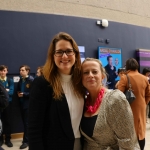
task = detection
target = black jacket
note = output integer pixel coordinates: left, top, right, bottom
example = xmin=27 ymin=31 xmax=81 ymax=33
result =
xmin=105 ymin=64 xmax=117 ymax=89
xmin=17 ymin=76 xmax=34 ymax=109
xmin=28 ymin=76 xmax=75 ymax=150
xmin=0 ymin=83 xmax=9 ymax=111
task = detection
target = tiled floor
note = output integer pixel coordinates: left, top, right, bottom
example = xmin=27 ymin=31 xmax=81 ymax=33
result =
xmin=145 ymin=121 xmax=150 ymax=150
xmin=1 ymin=139 xmax=28 ymax=150
xmin=1 ymin=122 xmax=150 ymax=150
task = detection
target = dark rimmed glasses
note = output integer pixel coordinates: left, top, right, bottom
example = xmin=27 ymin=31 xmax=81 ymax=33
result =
xmin=54 ymin=49 xmax=75 ymax=57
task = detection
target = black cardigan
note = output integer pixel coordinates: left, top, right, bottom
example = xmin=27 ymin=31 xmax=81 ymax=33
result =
xmin=28 ymin=76 xmax=75 ymax=150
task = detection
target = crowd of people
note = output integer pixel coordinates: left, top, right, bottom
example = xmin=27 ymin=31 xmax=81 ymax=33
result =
xmin=0 ymin=65 xmax=42 ymax=149
xmin=0 ymin=32 xmax=150 ymax=150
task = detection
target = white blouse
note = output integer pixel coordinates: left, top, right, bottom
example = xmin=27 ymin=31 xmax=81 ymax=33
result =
xmin=60 ymin=73 xmax=84 ymax=138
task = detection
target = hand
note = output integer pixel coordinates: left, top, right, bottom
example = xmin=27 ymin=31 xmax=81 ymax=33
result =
xmin=111 ymin=66 xmax=114 ymax=70
xmin=18 ymin=92 xmax=23 ymax=97
xmin=6 ymin=89 xmax=9 ymax=92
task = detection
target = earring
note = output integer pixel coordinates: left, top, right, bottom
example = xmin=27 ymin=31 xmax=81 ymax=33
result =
xmin=85 ymin=92 xmax=89 ymax=99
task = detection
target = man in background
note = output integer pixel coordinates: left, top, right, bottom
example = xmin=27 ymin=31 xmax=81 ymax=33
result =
xmin=105 ymin=56 xmax=118 ymax=89
xmin=36 ymin=66 xmax=43 ymax=77
xmin=0 ymin=65 xmax=14 ymax=148
xmin=0 ymin=82 xmax=9 ymax=150
xmin=114 ymin=58 xmax=119 ymax=67
xmin=17 ymin=65 xmax=34 ymax=149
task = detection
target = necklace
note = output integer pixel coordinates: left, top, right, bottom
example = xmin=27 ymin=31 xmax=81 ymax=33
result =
xmin=85 ymin=88 xmax=105 ymax=114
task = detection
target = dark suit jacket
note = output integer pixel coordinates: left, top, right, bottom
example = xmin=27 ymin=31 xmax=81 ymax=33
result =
xmin=0 ymin=83 xmax=9 ymax=111
xmin=17 ymin=76 xmax=34 ymax=109
xmin=105 ymin=64 xmax=117 ymax=89
xmin=28 ymin=76 xmax=75 ymax=150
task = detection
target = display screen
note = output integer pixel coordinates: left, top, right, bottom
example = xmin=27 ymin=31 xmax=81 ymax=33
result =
xmin=78 ymin=46 xmax=85 ymax=63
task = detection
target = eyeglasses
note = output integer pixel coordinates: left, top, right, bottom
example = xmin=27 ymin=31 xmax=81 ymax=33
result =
xmin=54 ymin=49 xmax=75 ymax=57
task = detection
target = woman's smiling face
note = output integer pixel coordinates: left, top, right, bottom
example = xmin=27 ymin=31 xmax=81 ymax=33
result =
xmin=54 ymin=39 xmax=76 ymax=75
xmin=82 ymin=61 xmax=103 ymax=91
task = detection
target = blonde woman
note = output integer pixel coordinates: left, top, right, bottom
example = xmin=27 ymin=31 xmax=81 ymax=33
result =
xmin=80 ymin=58 xmax=140 ymax=150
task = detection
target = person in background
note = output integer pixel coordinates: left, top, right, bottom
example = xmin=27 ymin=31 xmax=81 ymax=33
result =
xmin=80 ymin=58 xmax=140 ymax=149
xmin=17 ymin=65 xmax=34 ymax=149
xmin=114 ymin=58 xmax=119 ymax=67
xmin=36 ymin=66 xmax=43 ymax=77
xmin=28 ymin=32 xmax=84 ymax=150
xmin=118 ymin=58 xmax=150 ymax=150
xmin=105 ymin=55 xmax=117 ymax=89
xmin=0 ymin=65 xmax=14 ymax=148
xmin=0 ymin=83 xmax=9 ymax=150
xmin=115 ymin=67 xmax=126 ymax=89
xmin=142 ymin=67 xmax=150 ymax=123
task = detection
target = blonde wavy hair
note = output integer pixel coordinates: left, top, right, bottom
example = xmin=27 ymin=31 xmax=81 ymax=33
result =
xmin=81 ymin=58 xmax=107 ymax=90
xmin=42 ymin=32 xmax=83 ymax=99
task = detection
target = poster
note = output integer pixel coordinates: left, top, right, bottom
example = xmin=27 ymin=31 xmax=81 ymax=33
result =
xmin=136 ymin=49 xmax=150 ymax=73
xmin=98 ymin=47 xmax=122 ymax=89
xmin=13 ymin=76 xmax=20 ymax=82
xmin=78 ymin=46 xmax=85 ymax=63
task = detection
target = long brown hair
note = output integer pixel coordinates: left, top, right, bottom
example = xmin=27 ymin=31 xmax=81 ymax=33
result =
xmin=43 ymin=32 xmax=82 ymax=99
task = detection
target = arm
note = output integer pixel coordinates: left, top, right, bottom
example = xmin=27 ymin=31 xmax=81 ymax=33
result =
xmin=23 ymin=79 xmax=34 ymax=98
xmin=8 ymin=79 xmax=14 ymax=96
xmin=0 ymin=84 xmax=9 ymax=110
xmin=17 ymin=80 xmax=21 ymax=93
xmin=114 ymin=66 xmax=118 ymax=79
xmin=115 ymin=81 xmax=119 ymax=89
xmin=22 ymin=92 xmax=30 ymax=98
xmin=145 ymin=82 xmax=150 ymax=104
xmin=107 ymin=90 xmax=139 ymax=149
xmin=117 ymin=74 xmax=127 ymax=92
xmin=28 ymin=77 xmax=49 ymax=150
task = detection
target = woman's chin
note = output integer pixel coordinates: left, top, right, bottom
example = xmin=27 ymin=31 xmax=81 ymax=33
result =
xmin=87 ymin=85 xmax=97 ymax=91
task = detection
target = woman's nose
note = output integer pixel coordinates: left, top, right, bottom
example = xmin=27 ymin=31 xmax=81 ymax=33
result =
xmin=62 ymin=52 xmax=68 ymax=58
xmin=88 ymin=72 xmax=93 ymax=77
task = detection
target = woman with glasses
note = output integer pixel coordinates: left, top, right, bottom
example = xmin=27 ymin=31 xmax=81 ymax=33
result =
xmin=28 ymin=32 xmax=84 ymax=150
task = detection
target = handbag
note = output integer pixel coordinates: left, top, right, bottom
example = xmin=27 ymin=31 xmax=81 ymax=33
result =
xmin=124 ymin=74 xmax=136 ymax=104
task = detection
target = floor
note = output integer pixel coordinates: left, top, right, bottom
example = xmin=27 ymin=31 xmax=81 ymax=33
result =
xmin=1 ymin=122 xmax=150 ymax=150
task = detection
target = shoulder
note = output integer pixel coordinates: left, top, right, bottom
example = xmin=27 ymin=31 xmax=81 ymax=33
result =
xmin=6 ymin=77 xmax=13 ymax=82
xmin=104 ymin=64 xmax=109 ymax=70
xmin=104 ymin=89 xmax=127 ymax=106
xmin=28 ymin=75 xmax=34 ymax=81
xmin=120 ymin=74 xmax=127 ymax=81
xmin=30 ymin=76 xmax=53 ymax=97
xmin=0 ymin=83 xmax=5 ymax=91
xmin=32 ymin=76 xmax=50 ymax=88
xmin=128 ymin=72 xmax=148 ymax=81
xmin=104 ymin=64 xmax=109 ymax=68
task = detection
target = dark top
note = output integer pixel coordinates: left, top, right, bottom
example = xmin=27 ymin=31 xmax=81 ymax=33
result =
xmin=17 ymin=75 xmax=34 ymax=109
xmin=105 ymin=64 xmax=117 ymax=89
xmin=0 ymin=83 xmax=9 ymax=111
xmin=80 ymin=115 xmax=98 ymax=137
xmin=0 ymin=78 xmax=14 ymax=102
xmin=28 ymin=76 xmax=75 ymax=150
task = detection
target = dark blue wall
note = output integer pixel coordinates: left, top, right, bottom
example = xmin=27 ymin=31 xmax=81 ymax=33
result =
xmin=0 ymin=10 xmax=150 ymax=133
